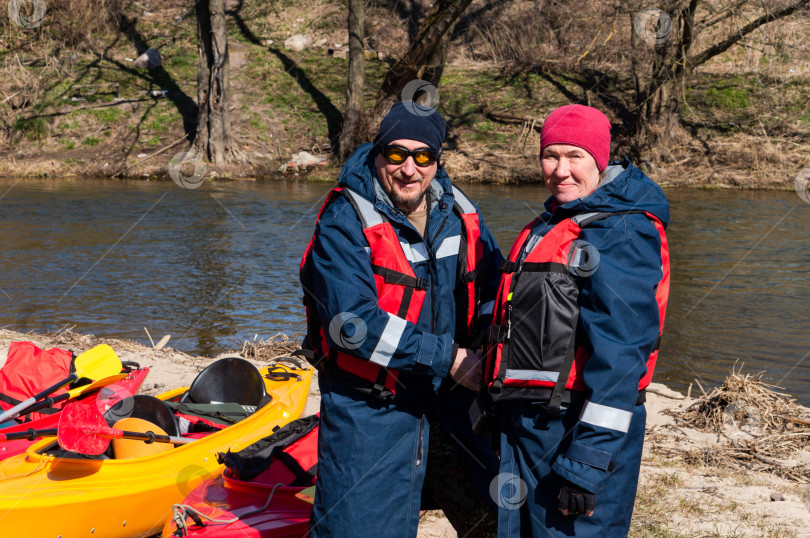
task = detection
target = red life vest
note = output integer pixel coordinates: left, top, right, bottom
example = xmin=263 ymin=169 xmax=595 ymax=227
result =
xmin=0 ymin=341 xmax=74 ymax=422
xmin=300 ymin=186 xmax=484 ymax=399
xmin=483 ymin=211 xmax=670 ymax=410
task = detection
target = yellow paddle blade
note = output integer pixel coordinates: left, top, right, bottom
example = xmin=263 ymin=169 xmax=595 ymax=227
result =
xmin=111 ymin=417 xmax=172 ymax=459
xmin=73 ymin=344 xmax=122 ymax=381
xmin=65 ymin=373 xmax=129 ymax=399
xmin=295 ymin=485 xmax=316 ymax=504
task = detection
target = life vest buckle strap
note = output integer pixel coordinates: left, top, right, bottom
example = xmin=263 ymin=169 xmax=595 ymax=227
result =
xmin=487 ymin=325 xmax=508 ymax=344
xmin=462 ymin=269 xmax=477 ymax=283
xmin=498 ymin=260 xmax=518 ymax=273
xmin=371 ymin=264 xmax=428 ymax=289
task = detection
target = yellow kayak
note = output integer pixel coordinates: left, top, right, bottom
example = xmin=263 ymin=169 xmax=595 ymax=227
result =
xmin=0 ymin=359 xmax=313 ymax=538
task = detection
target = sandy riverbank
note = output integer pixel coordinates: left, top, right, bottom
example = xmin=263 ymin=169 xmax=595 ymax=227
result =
xmin=1 ymin=328 xmax=808 ymax=537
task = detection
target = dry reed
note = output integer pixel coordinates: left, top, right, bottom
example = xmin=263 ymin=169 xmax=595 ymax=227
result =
xmin=665 ymin=368 xmax=810 ymax=483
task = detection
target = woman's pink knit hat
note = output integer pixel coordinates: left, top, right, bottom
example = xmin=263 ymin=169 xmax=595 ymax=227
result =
xmin=540 ymin=104 xmax=612 ymax=171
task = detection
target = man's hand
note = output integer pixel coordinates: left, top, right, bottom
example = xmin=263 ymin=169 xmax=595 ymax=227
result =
xmin=449 ymin=347 xmax=482 ymax=391
xmin=558 ymin=479 xmax=595 ymax=517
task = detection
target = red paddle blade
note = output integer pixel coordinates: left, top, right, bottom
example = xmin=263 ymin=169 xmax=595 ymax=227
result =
xmin=57 ymin=401 xmax=118 ymax=455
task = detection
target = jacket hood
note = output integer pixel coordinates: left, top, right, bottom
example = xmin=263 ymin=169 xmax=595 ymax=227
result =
xmin=337 ymin=143 xmax=452 ymax=209
xmin=547 ymin=158 xmax=670 ymax=227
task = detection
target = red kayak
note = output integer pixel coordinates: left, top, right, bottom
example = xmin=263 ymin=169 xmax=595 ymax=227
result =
xmin=0 ymin=366 xmax=149 ymax=460
xmin=163 ymin=414 xmax=318 ymax=537
xmin=163 ymin=471 xmax=312 ymax=537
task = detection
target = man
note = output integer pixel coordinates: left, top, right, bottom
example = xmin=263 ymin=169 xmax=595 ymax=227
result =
xmin=301 ymin=101 xmax=502 ymax=536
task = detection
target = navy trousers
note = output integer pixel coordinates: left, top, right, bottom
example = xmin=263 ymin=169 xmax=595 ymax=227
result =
xmin=310 ymin=373 xmax=498 ymax=537
xmin=497 ymin=401 xmax=646 ymax=537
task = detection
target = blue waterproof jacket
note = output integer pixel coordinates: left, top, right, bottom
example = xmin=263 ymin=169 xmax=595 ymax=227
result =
xmin=309 ymin=143 xmax=502 ymax=390
xmin=535 ymin=159 xmax=670 ymax=493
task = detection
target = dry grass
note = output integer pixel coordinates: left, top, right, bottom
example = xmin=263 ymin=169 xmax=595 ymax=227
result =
xmin=238 ymin=332 xmax=302 ymax=363
xmin=664 ymin=369 xmax=810 ymax=482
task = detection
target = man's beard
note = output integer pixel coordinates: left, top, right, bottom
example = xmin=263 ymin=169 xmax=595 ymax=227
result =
xmin=389 ymin=171 xmax=429 ymax=213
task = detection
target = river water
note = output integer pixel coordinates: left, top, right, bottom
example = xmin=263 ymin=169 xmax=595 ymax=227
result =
xmin=1 ymin=178 xmax=808 ymax=402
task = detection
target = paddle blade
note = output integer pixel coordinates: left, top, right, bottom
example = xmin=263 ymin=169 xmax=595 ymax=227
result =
xmin=296 ymin=485 xmax=316 ymax=504
xmin=57 ymin=401 xmax=115 ymax=455
xmin=74 ymin=344 xmax=122 ymax=381
xmin=65 ymin=373 xmax=129 ymax=399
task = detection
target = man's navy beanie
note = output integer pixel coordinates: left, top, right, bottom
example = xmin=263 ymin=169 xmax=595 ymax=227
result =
xmin=373 ymin=101 xmax=446 ymax=153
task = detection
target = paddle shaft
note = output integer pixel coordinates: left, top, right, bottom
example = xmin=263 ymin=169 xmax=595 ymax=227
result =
xmin=101 ymin=427 xmax=192 ymax=445
xmin=16 ymin=374 xmax=130 ymax=418
xmin=0 ymin=426 xmax=192 ymax=446
xmin=0 ymin=428 xmax=57 ymax=442
xmin=0 ymin=374 xmax=78 ymax=423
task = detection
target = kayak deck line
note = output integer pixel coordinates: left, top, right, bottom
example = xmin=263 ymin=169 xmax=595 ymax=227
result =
xmin=0 ymin=453 xmax=52 ymax=481
xmin=171 ymin=482 xmax=284 ymax=535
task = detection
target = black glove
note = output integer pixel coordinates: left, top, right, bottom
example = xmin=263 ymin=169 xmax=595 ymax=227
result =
xmin=558 ymin=479 xmax=595 ymax=517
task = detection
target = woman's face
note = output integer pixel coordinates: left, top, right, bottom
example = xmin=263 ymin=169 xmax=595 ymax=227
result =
xmin=541 ymin=144 xmax=601 ymax=204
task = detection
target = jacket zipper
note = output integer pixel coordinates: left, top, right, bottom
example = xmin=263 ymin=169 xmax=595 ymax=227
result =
xmin=426 ymin=201 xmax=448 ymax=334
xmin=416 ymin=415 xmax=425 ymax=465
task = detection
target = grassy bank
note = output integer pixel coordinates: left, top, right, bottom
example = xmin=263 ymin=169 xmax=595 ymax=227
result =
xmin=1 ymin=1 xmax=809 ymax=188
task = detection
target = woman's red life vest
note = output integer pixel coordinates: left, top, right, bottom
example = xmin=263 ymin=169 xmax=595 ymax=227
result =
xmin=483 ymin=211 xmax=670 ymax=410
xmin=0 ymin=341 xmax=75 ymax=422
xmin=300 ymin=186 xmax=484 ymax=399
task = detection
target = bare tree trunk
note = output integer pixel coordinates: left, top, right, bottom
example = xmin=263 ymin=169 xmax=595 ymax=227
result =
xmin=632 ymin=0 xmax=808 ymax=153
xmin=194 ymin=0 xmax=244 ymax=164
xmin=338 ymin=0 xmax=365 ymax=160
xmin=370 ymin=0 xmax=473 ymax=129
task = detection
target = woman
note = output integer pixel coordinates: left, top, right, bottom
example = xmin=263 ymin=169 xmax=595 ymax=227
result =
xmin=484 ymin=104 xmax=670 ymax=536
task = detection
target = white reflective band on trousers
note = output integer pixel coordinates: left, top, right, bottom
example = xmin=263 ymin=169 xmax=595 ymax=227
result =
xmin=368 ymin=314 xmax=408 ymax=367
xmin=579 ymin=400 xmax=633 ymax=433
xmin=479 ymin=300 xmax=495 ymax=316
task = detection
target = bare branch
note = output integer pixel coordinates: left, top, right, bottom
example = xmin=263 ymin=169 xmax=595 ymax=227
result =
xmin=695 ymin=0 xmax=749 ymax=33
xmin=687 ymin=0 xmax=810 ymax=70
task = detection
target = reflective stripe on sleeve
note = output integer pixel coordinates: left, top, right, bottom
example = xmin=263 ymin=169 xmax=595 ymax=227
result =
xmin=435 ymin=235 xmax=461 ymax=259
xmin=369 ymin=314 xmax=407 ymax=367
xmin=579 ymin=400 xmax=632 ymax=433
xmin=479 ymin=300 xmax=494 ymax=316
xmin=504 ymin=369 xmax=559 ymax=382
xmin=399 ymin=241 xmax=429 ymax=264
